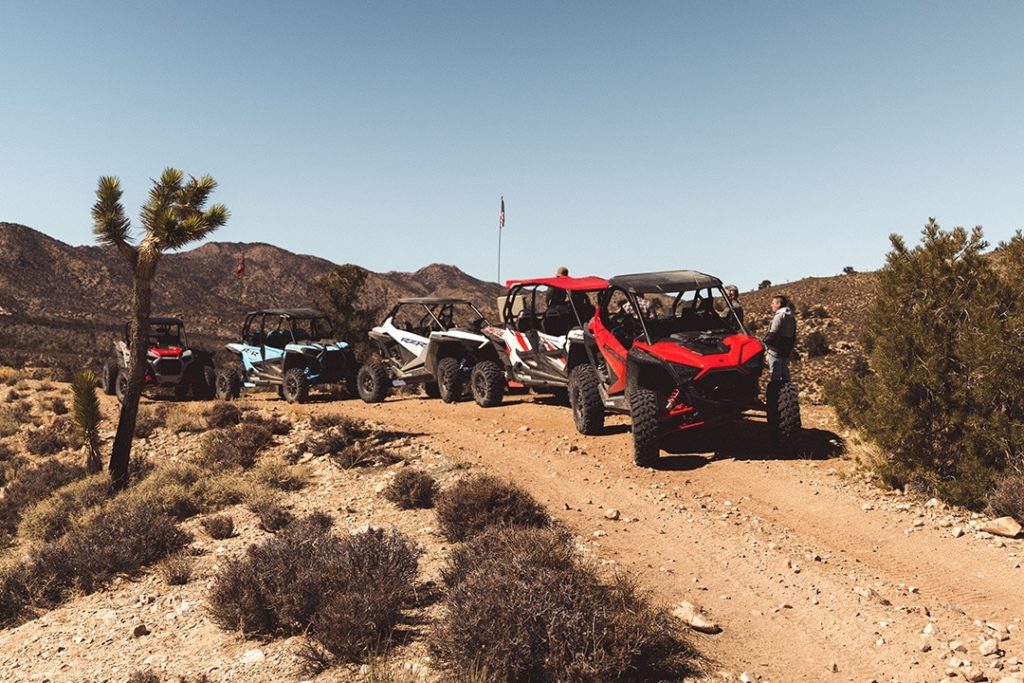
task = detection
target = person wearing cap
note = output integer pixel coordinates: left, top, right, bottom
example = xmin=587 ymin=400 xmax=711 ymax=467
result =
xmin=722 ymin=285 xmax=744 ymax=326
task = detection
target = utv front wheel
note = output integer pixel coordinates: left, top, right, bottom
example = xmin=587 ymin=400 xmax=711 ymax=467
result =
xmin=437 ymin=357 xmax=464 ymax=403
xmin=568 ymin=363 xmax=604 ymax=435
xmin=115 ymin=369 xmax=129 ymax=403
xmin=423 ymin=382 xmax=441 ymax=399
xmin=282 ymin=368 xmax=310 ymax=404
xmin=357 ymin=362 xmax=390 ymax=403
xmin=767 ymin=381 xmax=801 ymax=456
xmin=215 ymin=368 xmax=241 ymax=401
xmin=470 ymin=360 xmax=505 ymax=407
xmin=629 ymin=386 xmax=661 ymax=467
xmin=101 ymin=360 xmax=119 ymax=396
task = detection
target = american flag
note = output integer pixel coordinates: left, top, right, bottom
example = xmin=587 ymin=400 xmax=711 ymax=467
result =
xmin=499 ymin=196 xmax=505 ymax=230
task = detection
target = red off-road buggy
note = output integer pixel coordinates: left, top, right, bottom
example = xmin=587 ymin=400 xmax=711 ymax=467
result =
xmin=572 ymin=270 xmax=800 ymax=465
xmin=100 ymin=317 xmax=216 ymax=402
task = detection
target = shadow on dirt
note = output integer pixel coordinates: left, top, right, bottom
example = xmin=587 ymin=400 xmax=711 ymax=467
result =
xmin=653 ymin=418 xmax=846 ymax=470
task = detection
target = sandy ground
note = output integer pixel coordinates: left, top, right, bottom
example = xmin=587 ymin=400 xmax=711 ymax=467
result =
xmin=1 ymin=386 xmax=1022 ymax=683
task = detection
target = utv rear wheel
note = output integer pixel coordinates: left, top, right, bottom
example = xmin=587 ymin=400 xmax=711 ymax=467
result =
xmin=767 ymin=381 xmax=801 ymax=456
xmin=437 ymin=357 xmax=464 ymax=403
xmin=357 ymin=362 xmax=390 ymax=403
xmin=470 ymin=360 xmax=505 ymax=407
xmin=629 ymin=386 xmax=661 ymax=467
xmin=114 ymin=369 xmax=129 ymax=403
xmin=568 ymin=363 xmax=604 ymax=435
xmin=215 ymin=368 xmax=241 ymax=401
xmin=423 ymin=382 xmax=441 ymax=399
xmin=282 ymin=368 xmax=310 ymax=404
xmin=101 ymin=360 xmax=119 ymax=396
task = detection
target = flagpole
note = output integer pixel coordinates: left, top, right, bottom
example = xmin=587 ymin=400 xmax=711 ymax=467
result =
xmin=497 ymin=196 xmax=504 ymax=285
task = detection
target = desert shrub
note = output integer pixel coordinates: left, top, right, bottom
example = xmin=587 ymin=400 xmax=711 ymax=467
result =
xmin=201 ymin=514 xmax=235 ymax=539
xmin=243 ymin=412 xmax=292 ymax=435
xmin=0 ymin=368 xmax=22 ymax=386
xmin=209 ymin=515 xmax=419 ymax=662
xmin=810 ymin=305 xmax=829 ymax=318
xmin=0 ymin=562 xmax=31 ymax=627
xmin=253 ymin=457 xmax=312 ymax=491
xmin=436 ymin=475 xmax=551 ymax=542
xmin=442 ymin=526 xmax=576 ymax=589
xmin=0 ymin=460 xmax=85 ymax=540
xmin=124 ymin=462 xmax=245 ymax=521
xmin=25 ymin=424 xmax=69 ymax=455
xmin=71 ymin=369 xmax=103 ymax=473
xmin=803 ymin=330 xmax=830 ymax=358
xmin=383 ymin=469 xmax=437 ymax=509
xmin=196 ymin=424 xmax=273 ymax=471
xmin=165 ymin=406 xmax=207 ymax=433
xmin=3 ymin=389 xmax=19 ymax=402
xmin=829 ymin=221 xmax=1024 ymax=507
xmin=0 ymin=441 xmax=14 ymax=462
xmin=18 ymin=473 xmax=112 ymax=542
xmin=0 ymin=409 xmax=18 ymax=437
xmin=205 ymin=401 xmax=241 ymax=428
xmin=24 ymin=496 xmax=191 ymax=606
xmin=134 ymin=406 xmax=167 ymax=438
xmin=432 ymin=526 xmax=693 ymax=682
xmin=127 ymin=670 xmax=162 ymax=683
xmin=247 ymin=491 xmax=294 ymax=532
xmin=46 ymin=397 xmax=68 ymax=415
xmin=758 ymin=280 xmax=771 ymax=290
xmin=158 ymin=552 xmax=194 ymax=585
xmin=330 ymin=443 xmax=402 ymax=469
xmin=306 ymin=415 xmax=375 ymax=456
xmin=988 ymin=473 xmax=1024 ymax=523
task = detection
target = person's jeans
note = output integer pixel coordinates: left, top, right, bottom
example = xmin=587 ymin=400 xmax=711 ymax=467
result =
xmin=766 ymin=349 xmax=790 ymax=384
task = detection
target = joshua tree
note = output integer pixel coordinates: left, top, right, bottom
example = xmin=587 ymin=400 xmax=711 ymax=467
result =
xmin=71 ymin=369 xmax=103 ymax=475
xmin=92 ymin=168 xmax=228 ymax=489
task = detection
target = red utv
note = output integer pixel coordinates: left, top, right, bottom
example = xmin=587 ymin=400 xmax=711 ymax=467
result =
xmin=575 ymin=270 xmax=800 ymax=465
xmin=480 ymin=275 xmax=609 ymax=405
xmin=100 ymin=317 xmax=216 ymax=402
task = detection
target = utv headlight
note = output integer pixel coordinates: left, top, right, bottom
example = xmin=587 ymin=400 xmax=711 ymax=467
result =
xmin=668 ymin=363 xmax=700 ymax=385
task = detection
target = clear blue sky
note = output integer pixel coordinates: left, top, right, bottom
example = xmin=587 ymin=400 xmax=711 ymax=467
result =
xmin=2 ymin=1 xmax=1023 ymax=291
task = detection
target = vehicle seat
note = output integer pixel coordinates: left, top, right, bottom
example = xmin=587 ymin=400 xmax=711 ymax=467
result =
xmin=516 ymin=311 xmax=537 ymax=333
xmin=265 ymin=329 xmax=289 ymax=349
xmin=542 ymin=306 xmax=571 ymax=337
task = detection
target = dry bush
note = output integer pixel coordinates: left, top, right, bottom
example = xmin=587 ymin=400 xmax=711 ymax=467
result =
xmin=243 ymin=412 xmax=292 ymax=435
xmin=25 ymin=424 xmax=69 ymax=455
xmin=209 ymin=515 xmax=419 ymax=662
xmin=988 ymin=473 xmax=1024 ymax=523
xmin=432 ymin=527 xmax=694 ymax=682
xmin=306 ymin=415 xmax=375 ymax=456
xmin=442 ymin=526 xmax=576 ymax=589
xmin=0 ymin=409 xmax=19 ymax=437
xmin=46 ymin=396 xmax=68 ymax=415
xmin=158 ymin=552 xmax=194 ymax=585
xmin=134 ymin=405 xmax=167 ymax=438
xmin=0 ymin=441 xmax=14 ymax=462
xmin=0 ymin=368 xmax=23 ymax=386
xmin=201 ymin=514 xmax=235 ymax=540
xmin=0 ymin=460 xmax=86 ymax=542
xmin=253 ymin=457 xmax=312 ymax=491
xmin=205 ymin=401 xmax=241 ymax=428
xmin=124 ymin=462 xmax=245 ymax=521
xmin=383 ymin=469 xmax=437 ymax=509
xmin=435 ymin=475 xmax=551 ymax=542
xmin=329 ymin=443 xmax=402 ymax=470
xmin=127 ymin=670 xmax=162 ymax=683
xmin=247 ymin=491 xmax=294 ymax=532
xmin=24 ymin=496 xmax=191 ymax=607
xmin=3 ymin=389 xmax=19 ymax=402
xmin=0 ymin=561 xmax=31 ymax=627
xmin=18 ymin=473 xmax=112 ymax=542
xmin=165 ymin=405 xmax=207 ymax=433
xmin=196 ymin=424 xmax=273 ymax=471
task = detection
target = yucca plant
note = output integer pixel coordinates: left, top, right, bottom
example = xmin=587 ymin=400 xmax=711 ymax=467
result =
xmin=72 ymin=370 xmax=103 ymax=475
xmin=92 ymin=169 xmax=229 ymax=489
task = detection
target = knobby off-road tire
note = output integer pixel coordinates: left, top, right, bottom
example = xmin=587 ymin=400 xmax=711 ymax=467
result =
xmin=101 ymin=360 xmax=119 ymax=396
xmin=282 ymin=367 xmax=310 ymax=404
xmin=114 ymin=369 xmax=129 ymax=403
xmin=423 ymin=382 xmax=441 ymax=399
xmin=568 ymin=363 xmax=604 ymax=435
xmin=215 ymin=368 xmax=241 ymax=401
xmin=470 ymin=360 xmax=505 ymax=407
xmin=437 ymin=357 xmax=464 ymax=404
xmin=357 ymin=362 xmax=390 ymax=403
xmin=200 ymin=365 xmax=218 ymax=400
xmin=767 ymin=381 xmax=801 ymax=456
xmin=629 ymin=385 xmax=661 ymax=467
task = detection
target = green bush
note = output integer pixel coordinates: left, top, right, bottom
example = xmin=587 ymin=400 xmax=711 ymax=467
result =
xmin=803 ymin=330 xmax=830 ymax=357
xmin=829 ymin=221 xmax=1024 ymax=507
xmin=18 ymin=473 xmax=112 ymax=542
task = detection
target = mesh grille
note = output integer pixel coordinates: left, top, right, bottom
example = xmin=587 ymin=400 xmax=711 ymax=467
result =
xmin=154 ymin=358 xmax=183 ymax=376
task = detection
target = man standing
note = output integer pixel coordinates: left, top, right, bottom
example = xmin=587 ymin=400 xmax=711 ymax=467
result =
xmin=763 ymin=295 xmax=796 ymax=384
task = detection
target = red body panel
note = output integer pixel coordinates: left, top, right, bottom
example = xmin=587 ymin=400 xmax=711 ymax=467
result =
xmin=149 ymin=347 xmax=182 ymax=357
xmin=633 ymin=335 xmax=761 ymax=380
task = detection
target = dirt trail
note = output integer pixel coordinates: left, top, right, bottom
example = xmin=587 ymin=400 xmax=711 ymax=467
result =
xmin=332 ymin=393 xmax=1024 ymax=683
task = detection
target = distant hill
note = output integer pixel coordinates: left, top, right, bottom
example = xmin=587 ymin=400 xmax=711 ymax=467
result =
xmin=0 ymin=222 xmax=503 ymax=375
